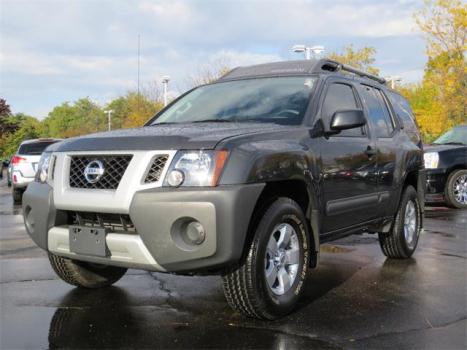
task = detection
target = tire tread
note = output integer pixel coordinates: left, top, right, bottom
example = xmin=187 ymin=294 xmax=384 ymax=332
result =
xmin=48 ymin=253 xmax=127 ymax=288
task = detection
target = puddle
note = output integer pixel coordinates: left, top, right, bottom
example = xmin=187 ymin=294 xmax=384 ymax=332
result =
xmin=321 ymin=245 xmax=355 ymax=253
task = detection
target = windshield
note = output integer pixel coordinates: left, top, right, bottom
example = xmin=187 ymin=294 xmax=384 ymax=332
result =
xmin=433 ymin=126 xmax=467 ymax=145
xmin=150 ymin=76 xmax=317 ymax=126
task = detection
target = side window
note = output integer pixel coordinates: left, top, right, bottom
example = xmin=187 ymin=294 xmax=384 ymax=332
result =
xmin=322 ymin=83 xmax=365 ymax=137
xmin=359 ymin=85 xmax=394 ymax=138
xmin=387 ymin=91 xmax=417 ymax=131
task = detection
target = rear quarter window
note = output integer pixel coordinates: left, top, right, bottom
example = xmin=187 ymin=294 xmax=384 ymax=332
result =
xmin=387 ymin=91 xmax=421 ymax=144
xmin=18 ymin=141 xmax=57 ymax=155
xmin=387 ymin=92 xmax=417 ymax=131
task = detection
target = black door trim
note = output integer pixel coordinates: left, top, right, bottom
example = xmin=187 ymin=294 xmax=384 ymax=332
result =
xmin=326 ymin=191 xmax=390 ymax=216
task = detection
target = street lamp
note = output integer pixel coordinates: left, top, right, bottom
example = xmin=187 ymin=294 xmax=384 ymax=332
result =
xmin=386 ymin=76 xmax=402 ymax=89
xmin=105 ymin=110 xmax=113 ymax=131
xmin=162 ymin=75 xmax=170 ymax=106
xmin=292 ymin=44 xmax=325 ymax=60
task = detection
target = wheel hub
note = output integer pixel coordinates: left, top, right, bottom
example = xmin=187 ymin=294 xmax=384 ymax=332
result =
xmin=273 ymin=250 xmax=286 ymax=268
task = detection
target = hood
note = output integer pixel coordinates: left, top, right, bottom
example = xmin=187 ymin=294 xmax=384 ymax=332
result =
xmin=424 ymin=143 xmax=467 ymax=153
xmin=50 ymin=123 xmax=286 ymax=152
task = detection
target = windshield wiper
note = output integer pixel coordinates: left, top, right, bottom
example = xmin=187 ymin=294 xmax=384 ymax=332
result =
xmin=149 ymin=122 xmax=178 ymax=126
xmin=192 ymin=119 xmax=235 ymax=123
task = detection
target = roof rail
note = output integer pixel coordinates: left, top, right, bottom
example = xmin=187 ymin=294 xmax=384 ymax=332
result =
xmin=313 ymin=59 xmax=386 ymax=84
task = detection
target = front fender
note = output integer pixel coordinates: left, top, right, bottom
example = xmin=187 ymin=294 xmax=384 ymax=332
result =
xmin=219 ymin=140 xmax=321 ymax=256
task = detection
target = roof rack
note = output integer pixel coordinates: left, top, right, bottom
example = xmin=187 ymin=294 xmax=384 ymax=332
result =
xmin=217 ymin=58 xmax=386 ymax=85
xmin=314 ymin=59 xmax=386 ymax=84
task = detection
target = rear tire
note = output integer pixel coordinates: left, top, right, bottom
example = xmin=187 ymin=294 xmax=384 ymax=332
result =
xmin=12 ymin=188 xmax=23 ymax=204
xmin=48 ymin=253 xmax=127 ymax=288
xmin=379 ymin=185 xmax=421 ymax=258
xmin=444 ymin=169 xmax=467 ymax=209
xmin=222 ymin=197 xmax=310 ymax=319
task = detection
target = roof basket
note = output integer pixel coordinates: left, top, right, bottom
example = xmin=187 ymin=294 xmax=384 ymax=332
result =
xmin=314 ymin=59 xmax=386 ymax=84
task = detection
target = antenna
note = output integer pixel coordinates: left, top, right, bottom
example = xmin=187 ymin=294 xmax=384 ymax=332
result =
xmin=137 ymin=34 xmax=141 ymax=96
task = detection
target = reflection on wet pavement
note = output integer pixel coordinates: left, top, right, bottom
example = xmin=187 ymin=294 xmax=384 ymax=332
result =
xmin=0 ymin=177 xmax=466 ymax=349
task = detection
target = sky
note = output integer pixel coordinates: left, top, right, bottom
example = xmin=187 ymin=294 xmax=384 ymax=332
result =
xmin=0 ymin=0 xmax=427 ymax=119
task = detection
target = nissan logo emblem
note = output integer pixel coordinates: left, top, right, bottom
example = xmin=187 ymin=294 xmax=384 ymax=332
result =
xmin=83 ymin=160 xmax=105 ymax=183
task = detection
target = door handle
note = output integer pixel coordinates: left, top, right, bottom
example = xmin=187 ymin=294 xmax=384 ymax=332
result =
xmin=365 ymin=146 xmax=377 ymax=157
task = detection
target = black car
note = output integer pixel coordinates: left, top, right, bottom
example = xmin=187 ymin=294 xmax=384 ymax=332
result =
xmin=22 ymin=59 xmax=426 ymax=319
xmin=424 ymin=125 xmax=467 ymax=208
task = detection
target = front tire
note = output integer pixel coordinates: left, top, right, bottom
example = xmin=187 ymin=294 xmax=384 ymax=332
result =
xmin=48 ymin=253 xmax=127 ymax=288
xmin=379 ymin=185 xmax=421 ymax=258
xmin=222 ymin=198 xmax=310 ymax=319
xmin=444 ymin=169 xmax=467 ymax=209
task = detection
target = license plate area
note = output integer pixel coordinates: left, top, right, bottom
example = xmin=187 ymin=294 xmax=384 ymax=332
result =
xmin=69 ymin=225 xmax=108 ymax=257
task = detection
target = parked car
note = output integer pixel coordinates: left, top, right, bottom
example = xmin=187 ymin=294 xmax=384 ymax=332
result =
xmin=22 ymin=59 xmax=425 ymax=320
xmin=11 ymin=138 xmax=62 ymax=203
xmin=424 ymin=125 xmax=467 ymax=209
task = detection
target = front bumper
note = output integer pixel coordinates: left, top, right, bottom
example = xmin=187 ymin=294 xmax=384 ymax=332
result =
xmin=22 ymin=182 xmax=264 ymax=273
xmin=425 ymin=168 xmax=447 ymax=203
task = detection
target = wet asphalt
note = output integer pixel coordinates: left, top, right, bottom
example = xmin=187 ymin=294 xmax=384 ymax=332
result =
xmin=0 ymin=173 xmax=466 ymax=350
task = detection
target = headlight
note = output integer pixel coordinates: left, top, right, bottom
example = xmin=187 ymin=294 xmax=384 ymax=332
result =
xmin=35 ymin=152 xmax=52 ymax=183
xmin=424 ymin=152 xmax=439 ymax=169
xmin=164 ymin=150 xmax=229 ymax=187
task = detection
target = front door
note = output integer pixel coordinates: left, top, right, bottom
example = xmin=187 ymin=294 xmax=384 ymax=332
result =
xmin=319 ymin=80 xmax=379 ymax=233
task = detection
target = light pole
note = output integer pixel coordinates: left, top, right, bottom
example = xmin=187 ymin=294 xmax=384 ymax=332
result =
xmin=386 ymin=76 xmax=402 ymax=89
xmin=162 ymin=76 xmax=170 ymax=106
xmin=106 ymin=110 xmax=113 ymax=131
xmin=292 ymin=45 xmax=325 ymax=60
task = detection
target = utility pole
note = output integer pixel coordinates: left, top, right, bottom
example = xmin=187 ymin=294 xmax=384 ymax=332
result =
xmin=106 ymin=110 xmax=113 ymax=131
xmin=162 ymin=76 xmax=170 ymax=106
xmin=292 ymin=45 xmax=325 ymax=60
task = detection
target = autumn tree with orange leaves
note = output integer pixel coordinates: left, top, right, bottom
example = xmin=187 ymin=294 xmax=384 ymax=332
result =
xmin=401 ymin=0 xmax=466 ymax=141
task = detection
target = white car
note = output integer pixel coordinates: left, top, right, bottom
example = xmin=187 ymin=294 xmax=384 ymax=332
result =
xmin=11 ymin=138 xmax=61 ymax=203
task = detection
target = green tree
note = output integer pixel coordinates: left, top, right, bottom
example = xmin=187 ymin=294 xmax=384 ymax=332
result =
xmin=328 ymin=44 xmax=379 ymax=75
xmin=41 ymin=98 xmax=105 ymax=138
xmin=2 ymin=114 xmax=42 ymax=156
xmin=106 ymin=90 xmax=164 ymax=129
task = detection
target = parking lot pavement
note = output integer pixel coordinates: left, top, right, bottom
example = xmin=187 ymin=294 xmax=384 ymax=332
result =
xmin=1 ymin=175 xmax=466 ymax=350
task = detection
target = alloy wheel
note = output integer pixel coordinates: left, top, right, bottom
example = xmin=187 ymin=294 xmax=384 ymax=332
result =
xmin=453 ymin=174 xmax=467 ymax=205
xmin=264 ymin=223 xmax=300 ymax=296
xmin=404 ymin=200 xmax=417 ymax=249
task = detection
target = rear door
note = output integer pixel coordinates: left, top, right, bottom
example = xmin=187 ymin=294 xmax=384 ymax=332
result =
xmin=319 ymin=79 xmax=379 ymax=233
xmin=357 ymin=85 xmax=399 ymax=217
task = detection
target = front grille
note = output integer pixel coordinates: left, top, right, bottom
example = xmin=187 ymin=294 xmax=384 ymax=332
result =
xmin=68 ymin=211 xmax=136 ymax=233
xmin=69 ymin=155 xmax=132 ymax=189
xmin=144 ymin=154 xmax=169 ymax=183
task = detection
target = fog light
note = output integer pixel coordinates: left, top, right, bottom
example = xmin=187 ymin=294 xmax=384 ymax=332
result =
xmin=167 ymin=170 xmax=184 ymax=187
xmin=184 ymin=221 xmax=206 ymax=245
xmin=171 ymin=217 xmax=206 ymax=250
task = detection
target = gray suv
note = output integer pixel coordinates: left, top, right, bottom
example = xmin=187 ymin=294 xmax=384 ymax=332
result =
xmin=22 ymin=59 xmax=425 ymax=319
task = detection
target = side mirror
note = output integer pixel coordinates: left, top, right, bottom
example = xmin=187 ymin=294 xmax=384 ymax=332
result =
xmin=330 ymin=109 xmax=366 ymax=131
